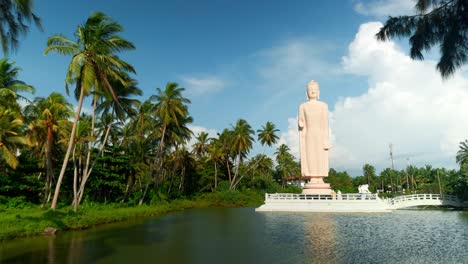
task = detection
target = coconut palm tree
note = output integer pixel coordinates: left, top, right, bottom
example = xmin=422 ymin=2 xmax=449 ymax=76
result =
xmin=23 ymin=92 xmax=73 ymax=206
xmin=248 ymin=153 xmax=274 ymax=179
xmin=456 ymin=140 xmax=468 ymax=166
xmin=44 ymin=12 xmax=136 ymax=209
xmin=275 ymin=144 xmax=298 ymax=187
xmin=206 ymin=139 xmax=224 ymax=190
xmin=138 ymin=84 xmax=191 ymax=204
xmin=150 ymin=82 xmax=191 ymax=156
xmin=0 ymin=58 xmax=35 ymax=110
xmin=0 ymin=107 xmax=26 ymax=169
xmin=230 ymin=119 xmax=255 ymax=189
xmin=257 ymin=121 xmax=279 ymax=147
xmin=0 ymin=0 xmax=41 ymax=54
xmin=192 ymin=132 xmax=210 ymax=159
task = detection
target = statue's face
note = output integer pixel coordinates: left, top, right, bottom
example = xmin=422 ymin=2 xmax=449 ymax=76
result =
xmin=307 ymin=83 xmax=320 ymax=100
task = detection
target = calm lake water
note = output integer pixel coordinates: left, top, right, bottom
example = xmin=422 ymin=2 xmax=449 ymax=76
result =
xmin=0 ymin=208 xmax=467 ymax=264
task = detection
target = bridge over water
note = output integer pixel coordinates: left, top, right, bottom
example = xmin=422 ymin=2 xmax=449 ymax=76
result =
xmin=387 ymin=194 xmax=463 ymax=209
xmin=256 ymin=193 xmax=464 ymax=212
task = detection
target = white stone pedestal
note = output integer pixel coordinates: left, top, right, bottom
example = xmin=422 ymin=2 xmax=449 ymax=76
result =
xmin=302 ymin=176 xmax=332 ymax=195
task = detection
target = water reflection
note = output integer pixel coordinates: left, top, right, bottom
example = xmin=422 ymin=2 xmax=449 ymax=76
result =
xmin=303 ymin=214 xmax=337 ymax=264
xmin=0 ymin=209 xmax=467 ymax=264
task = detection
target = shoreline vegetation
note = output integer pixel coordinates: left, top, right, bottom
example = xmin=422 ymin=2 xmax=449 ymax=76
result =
xmin=0 ymin=190 xmax=268 ymax=241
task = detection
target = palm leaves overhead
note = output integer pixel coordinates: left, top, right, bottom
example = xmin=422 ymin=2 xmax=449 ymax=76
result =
xmin=96 ymin=74 xmax=142 ymax=121
xmin=231 ymin=119 xmax=255 ymax=160
xmin=44 ymin=12 xmax=136 ymax=209
xmin=0 ymin=107 xmax=26 ymax=168
xmin=229 ymin=119 xmax=255 ymax=189
xmin=150 ymin=82 xmax=191 ymax=128
xmin=376 ymin=0 xmax=468 ymax=78
xmin=257 ymin=121 xmax=279 ymax=147
xmin=192 ymin=132 xmax=210 ymax=158
xmin=0 ymin=58 xmax=35 ymax=109
xmin=44 ymin=12 xmax=136 ymax=100
xmin=23 ymin=92 xmax=72 ymax=205
xmin=456 ymin=140 xmax=468 ymax=166
xmin=275 ymin=144 xmax=299 ymax=186
xmin=150 ymin=82 xmax=192 ymax=151
xmin=0 ymin=0 xmax=41 ymax=54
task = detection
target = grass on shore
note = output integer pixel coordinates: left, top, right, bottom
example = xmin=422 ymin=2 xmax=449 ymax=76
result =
xmin=0 ymin=190 xmax=264 ymax=241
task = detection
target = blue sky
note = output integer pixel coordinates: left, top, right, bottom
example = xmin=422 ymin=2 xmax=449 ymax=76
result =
xmin=7 ymin=0 xmax=468 ymax=175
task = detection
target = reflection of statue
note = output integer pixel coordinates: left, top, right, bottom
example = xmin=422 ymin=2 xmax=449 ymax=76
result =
xmin=299 ymin=80 xmax=331 ymax=195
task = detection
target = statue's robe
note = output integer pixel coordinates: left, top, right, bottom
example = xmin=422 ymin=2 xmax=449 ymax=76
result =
xmin=298 ymin=100 xmax=329 ymax=177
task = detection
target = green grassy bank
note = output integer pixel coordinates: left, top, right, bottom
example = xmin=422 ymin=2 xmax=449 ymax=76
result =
xmin=0 ymin=190 xmax=264 ymax=241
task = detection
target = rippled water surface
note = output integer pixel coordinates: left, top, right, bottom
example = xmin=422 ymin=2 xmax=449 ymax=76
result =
xmin=0 ymin=208 xmax=467 ymax=264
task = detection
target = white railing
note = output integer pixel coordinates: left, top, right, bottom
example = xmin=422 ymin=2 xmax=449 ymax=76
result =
xmin=388 ymin=194 xmax=461 ymax=206
xmin=265 ymin=193 xmax=379 ymax=201
xmin=265 ymin=193 xmax=462 ymax=207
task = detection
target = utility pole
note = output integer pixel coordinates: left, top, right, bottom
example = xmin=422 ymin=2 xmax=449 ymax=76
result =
xmin=389 ymin=144 xmax=395 ymax=193
xmin=389 ymin=144 xmax=394 ymax=170
xmin=405 ymin=158 xmax=410 ymax=194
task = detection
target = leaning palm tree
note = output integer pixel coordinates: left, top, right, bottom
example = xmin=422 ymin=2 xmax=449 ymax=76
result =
xmin=44 ymin=12 xmax=136 ymax=209
xmin=24 ymin=92 xmax=73 ymax=206
xmin=0 ymin=107 xmax=26 ymax=169
xmin=0 ymin=0 xmax=41 ymax=54
xmin=456 ymin=140 xmax=468 ymax=166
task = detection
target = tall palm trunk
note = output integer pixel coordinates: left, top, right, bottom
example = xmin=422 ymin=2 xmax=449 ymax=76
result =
xmin=230 ymin=152 xmax=241 ymax=189
xmin=74 ymin=97 xmax=97 ymax=207
xmin=42 ymin=126 xmax=54 ymax=207
xmin=226 ymin=158 xmax=231 ymax=183
xmin=51 ymin=86 xmax=85 ymax=209
xmin=214 ymin=162 xmax=217 ymax=191
xmin=99 ymin=111 xmax=114 ymax=155
xmin=140 ymin=124 xmax=166 ymax=205
xmin=72 ymin=144 xmax=78 ymax=211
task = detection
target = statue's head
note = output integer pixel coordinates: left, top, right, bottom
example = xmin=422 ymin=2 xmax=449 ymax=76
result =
xmin=307 ymin=80 xmax=320 ymax=100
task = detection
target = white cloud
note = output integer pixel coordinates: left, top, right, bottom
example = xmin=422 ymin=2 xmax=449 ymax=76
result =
xmin=280 ymin=22 xmax=468 ymax=175
xmin=180 ymin=75 xmax=226 ymax=95
xmin=354 ymin=0 xmax=415 ymax=18
xmin=277 ymin=118 xmax=300 ymax=159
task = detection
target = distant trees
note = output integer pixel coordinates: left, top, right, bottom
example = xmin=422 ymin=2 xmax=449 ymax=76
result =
xmin=456 ymin=140 xmax=468 ymax=166
xmin=377 ymin=0 xmax=468 ymax=78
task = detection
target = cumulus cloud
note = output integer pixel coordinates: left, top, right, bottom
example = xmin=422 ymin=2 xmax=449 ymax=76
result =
xmin=277 ymin=118 xmax=301 ymax=159
xmin=354 ymin=0 xmax=415 ymax=18
xmin=280 ymin=22 xmax=468 ymax=175
xmin=180 ymin=75 xmax=226 ymax=95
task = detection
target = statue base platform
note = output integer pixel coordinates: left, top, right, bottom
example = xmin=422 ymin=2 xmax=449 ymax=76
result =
xmin=302 ymin=176 xmax=332 ymax=195
xmin=255 ymin=193 xmax=391 ymax=213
